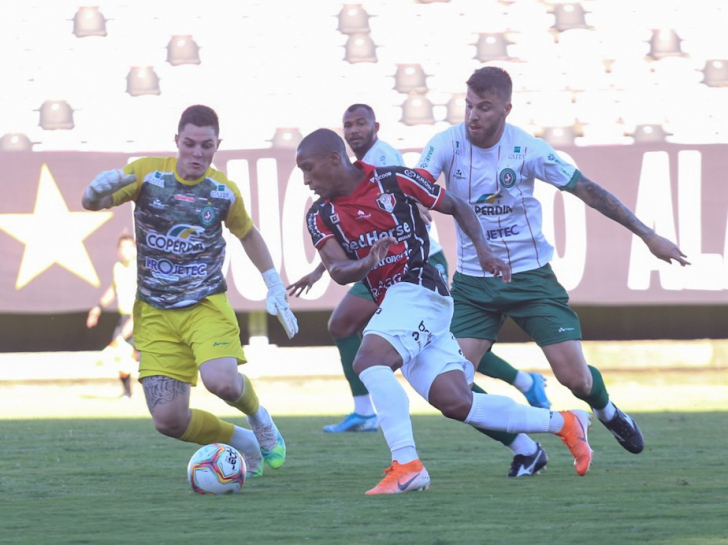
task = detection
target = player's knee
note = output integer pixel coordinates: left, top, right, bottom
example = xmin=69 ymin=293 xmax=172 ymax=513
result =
xmin=328 ymin=315 xmax=359 ymax=338
xmin=560 ymin=374 xmax=591 ymax=397
xmin=431 ymin=394 xmax=471 ymax=421
xmin=440 ymin=399 xmax=471 ymax=421
xmin=352 ymin=356 xmax=369 ymax=375
xmin=153 ymin=415 xmax=187 ymax=439
xmin=206 ymin=380 xmax=240 ymax=402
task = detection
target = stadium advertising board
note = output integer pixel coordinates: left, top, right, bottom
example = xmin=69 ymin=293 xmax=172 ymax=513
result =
xmin=0 ymin=144 xmax=726 ymax=313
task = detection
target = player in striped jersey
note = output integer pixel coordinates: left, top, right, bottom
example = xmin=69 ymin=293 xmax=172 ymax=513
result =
xmin=288 ymin=105 xmax=551 ymax=457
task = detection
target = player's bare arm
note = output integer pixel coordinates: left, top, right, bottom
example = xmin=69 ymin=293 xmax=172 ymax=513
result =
xmin=119 ymin=316 xmax=134 ymax=341
xmin=570 ymin=175 xmax=690 ymax=266
xmin=86 ymin=284 xmax=115 ymax=328
xmin=239 ymin=226 xmax=275 ymax=272
xmin=436 ymin=192 xmax=512 ymax=282
xmin=287 ymin=263 xmax=326 ymax=297
xmin=318 ymin=236 xmax=396 ymax=285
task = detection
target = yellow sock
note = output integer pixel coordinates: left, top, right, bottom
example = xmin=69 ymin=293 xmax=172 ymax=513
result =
xmin=226 ymin=374 xmax=260 ymax=416
xmin=180 ymin=408 xmax=234 ymax=445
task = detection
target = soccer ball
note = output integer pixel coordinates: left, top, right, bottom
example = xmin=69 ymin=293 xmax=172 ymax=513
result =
xmin=187 ymin=443 xmax=246 ymax=495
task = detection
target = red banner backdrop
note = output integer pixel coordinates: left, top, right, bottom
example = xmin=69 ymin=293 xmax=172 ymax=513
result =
xmin=1 ymin=144 xmax=727 ymax=314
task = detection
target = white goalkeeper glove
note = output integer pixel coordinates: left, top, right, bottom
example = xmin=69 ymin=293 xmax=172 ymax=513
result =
xmin=85 ymin=169 xmax=137 ymax=200
xmin=262 ymin=268 xmax=299 ymax=339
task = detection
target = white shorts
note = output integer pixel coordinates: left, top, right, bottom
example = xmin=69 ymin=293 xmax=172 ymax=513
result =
xmin=363 ymin=282 xmax=474 ymax=401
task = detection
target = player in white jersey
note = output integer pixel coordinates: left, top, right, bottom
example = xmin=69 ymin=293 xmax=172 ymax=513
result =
xmin=288 ymin=105 xmax=552 ymax=471
xmin=417 ymin=66 xmax=691 ymax=460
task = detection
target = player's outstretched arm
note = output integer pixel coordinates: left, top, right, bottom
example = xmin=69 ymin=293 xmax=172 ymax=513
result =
xmin=82 ymin=169 xmax=136 ymax=211
xmin=569 ymin=175 xmax=690 ymax=266
xmin=436 ymin=192 xmax=511 ymax=282
xmin=240 ymin=226 xmax=299 ymax=338
xmin=286 ymin=263 xmax=326 ymax=297
xmin=318 ymin=236 xmax=395 ymax=285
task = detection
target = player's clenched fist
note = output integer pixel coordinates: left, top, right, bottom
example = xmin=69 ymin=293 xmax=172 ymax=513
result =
xmin=86 ymin=169 xmax=137 ymax=199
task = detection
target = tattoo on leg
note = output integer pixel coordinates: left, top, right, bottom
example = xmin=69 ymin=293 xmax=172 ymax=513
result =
xmin=141 ymin=376 xmax=189 ymax=411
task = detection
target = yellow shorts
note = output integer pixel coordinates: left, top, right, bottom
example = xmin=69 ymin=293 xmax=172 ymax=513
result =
xmin=133 ymin=293 xmax=247 ymax=386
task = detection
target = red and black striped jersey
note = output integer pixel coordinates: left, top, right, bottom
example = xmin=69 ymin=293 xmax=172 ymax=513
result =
xmin=306 ymin=161 xmax=449 ymax=305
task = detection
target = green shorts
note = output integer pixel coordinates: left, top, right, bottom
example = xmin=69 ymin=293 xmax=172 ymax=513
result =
xmin=133 ymin=293 xmax=247 ymax=385
xmin=450 ymin=264 xmax=581 ymax=347
xmin=348 ymin=250 xmax=449 ymax=301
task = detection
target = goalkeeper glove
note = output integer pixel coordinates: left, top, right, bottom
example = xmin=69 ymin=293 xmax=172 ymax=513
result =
xmin=85 ymin=169 xmax=137 ymax=200
xmin=262 ymin=268 xmax=299 ymax=339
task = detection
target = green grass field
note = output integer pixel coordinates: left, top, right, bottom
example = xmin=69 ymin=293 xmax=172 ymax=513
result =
xmin=1 ymin=413 xmax=726 ymax=545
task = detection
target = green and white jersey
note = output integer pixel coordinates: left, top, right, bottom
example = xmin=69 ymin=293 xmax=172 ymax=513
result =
xmin=417 ymin=123 xmax=581 ymax=276
xmin=362 ymin=138 xmax=405 ymax=167
xmin=113 ymin=157 xmax=253 ymax=309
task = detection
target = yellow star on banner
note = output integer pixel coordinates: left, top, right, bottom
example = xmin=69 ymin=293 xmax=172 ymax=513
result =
xmin=0 ymin=164 xmax=113 ymax=289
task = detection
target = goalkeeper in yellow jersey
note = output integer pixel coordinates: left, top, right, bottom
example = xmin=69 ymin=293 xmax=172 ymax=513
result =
xmin=81 ymin=104 xmax=298 ymax=477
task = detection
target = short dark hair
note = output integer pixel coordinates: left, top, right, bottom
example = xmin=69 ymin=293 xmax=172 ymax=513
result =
xmin=466 ymin=67 xmax=513 ymax=103
xmin=178 ymin=105 xmax=220 ymax=135
xmin=344 ymin=103 xmax=376 ymax=120
xmin=299 ymin=128 xmax=347 ymax=157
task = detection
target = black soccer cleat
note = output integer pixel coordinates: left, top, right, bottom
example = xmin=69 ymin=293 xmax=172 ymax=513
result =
xmin=507 ymin=442 xmax=548 ymax=477
xmin=600 ymin=406 xmax=644 ymax=454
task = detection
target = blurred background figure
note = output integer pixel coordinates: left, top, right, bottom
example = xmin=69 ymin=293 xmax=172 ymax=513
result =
xmin=86 ymin=232 xmax=138 ymax=400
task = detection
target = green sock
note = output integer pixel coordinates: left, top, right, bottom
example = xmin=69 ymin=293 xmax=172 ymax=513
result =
xmin=470 ymin=382 xmax=518 ymax=446
xmin=477 ymin=351 xmax=518 ymax=385
xmin=333 ymin=333 xmax=368 ymax=397
xmin=573 ymin=365 xmax=610 ymax=410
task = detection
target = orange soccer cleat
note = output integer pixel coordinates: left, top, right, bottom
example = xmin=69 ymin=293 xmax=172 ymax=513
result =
xmin=365 ymin=459 xmax=431 ymax=495
xmin=557 ymin=410 xmax=593 ymax=476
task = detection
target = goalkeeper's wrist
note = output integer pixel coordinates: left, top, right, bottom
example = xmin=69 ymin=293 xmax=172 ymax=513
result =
xmin=262 ymin=268 xmax=283 ymax=288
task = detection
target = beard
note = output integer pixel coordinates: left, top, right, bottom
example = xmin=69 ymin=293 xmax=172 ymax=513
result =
xmin=465 ymin=123 xmax=502 ymax=149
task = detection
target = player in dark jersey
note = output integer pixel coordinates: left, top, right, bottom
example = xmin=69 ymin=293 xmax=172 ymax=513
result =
xmin=298 ymin=128 xmax=594 ymax=495
xmin=81 ymin=105 xmax=297 ymax=477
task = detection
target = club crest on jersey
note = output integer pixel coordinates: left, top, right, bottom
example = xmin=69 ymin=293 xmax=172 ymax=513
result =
xmin=200 ymin=206 xmax=216 ymax=226
xmin=376 ymin=193 xmax=396 ymax=213
xmin=499 ymin=168 xmax=517 ymax=189
xmin=330 ymin=213 xmax=340 ymax=224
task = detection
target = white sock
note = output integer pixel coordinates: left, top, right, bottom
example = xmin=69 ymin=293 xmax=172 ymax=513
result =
xmin=359 ymin=365 xmax=417 ymax=461
xmin=465 ymin=392 xmax=551 ymax=434
xmin=593 ymin=400 xmax=616 ymax=422
xmin=508 ymin=433 xmax=539 ymax=456
xmin=547 ymin=411 xmax=565 ymax=433
xmin=391 ymin=446 xmax=418 ymax=464
xmin=513 ymin=371 xmax=534 ymax=393
xmin=353 ymin=394 xmax=376 ymax=417
xmin=229 ymin=425 xmax=262 ymax=471
xmin=246 ymin=405 xmax=271 ymax=430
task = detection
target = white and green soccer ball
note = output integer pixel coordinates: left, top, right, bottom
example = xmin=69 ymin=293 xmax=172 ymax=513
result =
xmin=187 ymin=443 xmax=246 ymax=495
